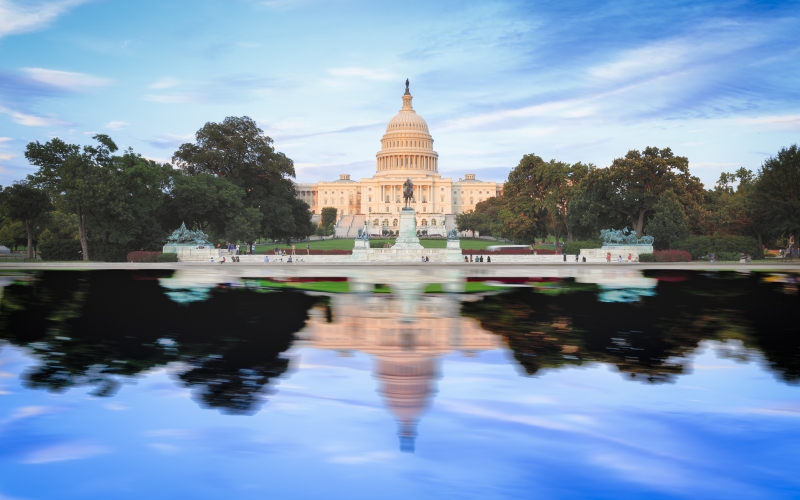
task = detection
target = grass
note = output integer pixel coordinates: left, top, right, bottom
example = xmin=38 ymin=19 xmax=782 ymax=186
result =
xmin=254 ymin=238 xmax=505 ymax=253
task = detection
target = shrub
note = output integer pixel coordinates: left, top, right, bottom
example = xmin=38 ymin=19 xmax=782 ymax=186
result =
xmin=563 ymin=239 xmax=603 ymax=255
xmin=39 ymin=239 xmax=82 ymax=261
xmin=127 ymin=251 xmax=161 ymax=263
xmin=638 ymin=253 xmax=655 ymax=262
xmin=271 ymin=248 xmax=352 ymax=255
xmin=677 ymin=236 xmax=762 ymax=260
xmin=654 ymin=250 xmax=691 ymax=262
xmin=156 ymin=253 xmax=179 ymax=262
xmin=90 ymin=242 xmax=129 ymax=262
xmin=462 ymin=248 xmax=533 ymax=255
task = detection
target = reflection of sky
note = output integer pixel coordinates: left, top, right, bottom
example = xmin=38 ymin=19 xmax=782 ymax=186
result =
xmin=1 ymin=340 xmax=799 ymax=499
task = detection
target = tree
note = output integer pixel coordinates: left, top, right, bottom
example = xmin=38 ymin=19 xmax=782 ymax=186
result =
xmin=225 ymin=207 xmax=262 ymax=248
xmin=755 ymin=145 xmax=800 ymax=241
xmin=583 ymin=147 xmax=706 ymax=237
xmin=456 ymin=197 xmax=504 ymax=238
xmin=169 ymin=172 xmax=246 ymax=239
xmin=645 ymin=190 xmax=689 ymax=249
xmin=501 ymin=154 xmax=548 ymax=244
xmin=26 ymin=135 xmax=118 ymax=261
xmin=173 ymin=116 xmax=312 ymax=241
xmin=320 ymin=207 xmax=338 ymax=228
xmin=0 ymin=182 xmax=52 ymax=259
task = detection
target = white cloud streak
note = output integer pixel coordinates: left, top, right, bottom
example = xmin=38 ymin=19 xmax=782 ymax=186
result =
xmin=327 ymin=67 xmax=397 ymax=81
xmin=0 ymin=0 xmax=89 ymax=38
xmin=22 ymin=67 xmax=112 ymax=91
xmin=22 ymin=442 xmax=110 ymax=464
xmin=105 ymin=121 xmax=128 ymax=130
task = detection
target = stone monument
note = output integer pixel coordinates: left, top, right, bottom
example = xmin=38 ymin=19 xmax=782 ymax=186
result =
xmin=394 ymin=179 xmax=423 ymax=250
xmin=163 ymin=222 xmax=219 ymax=261
xmin=578 ymin=227 xmax=654 ymax=261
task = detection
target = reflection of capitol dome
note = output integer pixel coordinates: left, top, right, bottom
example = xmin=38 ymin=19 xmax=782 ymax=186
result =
xmin=376 ymin=355 xmax=438 ymax=453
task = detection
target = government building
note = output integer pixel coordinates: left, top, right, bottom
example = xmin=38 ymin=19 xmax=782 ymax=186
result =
xmin=295 ymin=83 xmax=502 ymax=236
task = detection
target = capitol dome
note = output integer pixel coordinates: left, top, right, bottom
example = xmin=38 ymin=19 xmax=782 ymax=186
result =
xmin=375 ymin=82 xmax=439 ymax=175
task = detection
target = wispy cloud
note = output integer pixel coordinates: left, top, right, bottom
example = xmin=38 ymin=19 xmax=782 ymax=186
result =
xmin=0 ymin=106 xmax=64 ymax=127
xmin=144 ymin=133 xmax=193 ymax=150
xmin=0 ymin=0 xmax=89 ymax=38
xmin=105 ymin=121 xmax=128 ymax=130
xmin=148 ymin=77 xmax=181 ymax=89
xmin=327 ymin=67 xmax=398 ymax=82
xmin=144 ymin=75 xmax=287 ymax=104
xmin=22 ymin=67 xmax=111 ymax=91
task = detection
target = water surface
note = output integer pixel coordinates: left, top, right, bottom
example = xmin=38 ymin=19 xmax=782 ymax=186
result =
xmin=0 ymin=269 xmax=798 ymax=499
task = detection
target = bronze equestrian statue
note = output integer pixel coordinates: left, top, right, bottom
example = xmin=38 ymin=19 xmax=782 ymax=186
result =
xmin=403 ymin=178 xmax=414 ymax=208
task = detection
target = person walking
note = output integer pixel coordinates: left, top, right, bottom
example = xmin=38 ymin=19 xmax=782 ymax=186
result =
xmin=306 ymin=243 xmax=310 ymax=255
xmin=606 ymin=252 xmax=611 ymax=263
xmin=291 ymin=244 xmax=296 ymax=256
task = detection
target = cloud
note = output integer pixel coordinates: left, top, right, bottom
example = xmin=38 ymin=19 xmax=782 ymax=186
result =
xmin=22 ymin=67 xmax=111 ymax=91
xmin=327 ymin=67 xmax=398 ymax=82
xmin=144 ymin=133 xmax=193 ymax=150
xmin=21 ymin=442 xmax=109 ymax=464
xmin=148 ymin=77 xmax=181 ymax=89
xmin=0 ymin=107 xmax=65 ymax=127
xmin=278 ymin=122 xmax=383 ymax=140
xmin=0 ymin=0 xmax=89 ymax=38
xmin=0 ymin=137 xmax=11 ymax=143
xmin=105 ymin=121 xmax=128 ymax=130
xmin=740 ymin=115 xmax=800 ymax=131
xmin=144 ymin=75 xmax=286 ymax=104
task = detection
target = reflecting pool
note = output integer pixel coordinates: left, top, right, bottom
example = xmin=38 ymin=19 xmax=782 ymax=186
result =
xmin=0 ymin=269 xmax=799 ymax=499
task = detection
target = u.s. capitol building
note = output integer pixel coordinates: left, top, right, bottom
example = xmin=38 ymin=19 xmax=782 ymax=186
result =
xmin=295 ymin=83 xmax=502 ymax=236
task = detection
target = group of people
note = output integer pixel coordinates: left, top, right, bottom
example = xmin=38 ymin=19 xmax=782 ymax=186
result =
xmin=603 ymin=252 xmax=634 ymax=263
xmin=464 ymin=255 xmax=490 ymax=263
xmin=219 ymin=242 xmax=256 ymax=255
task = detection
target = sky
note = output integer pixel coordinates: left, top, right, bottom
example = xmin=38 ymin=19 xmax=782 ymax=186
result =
xmin=0 ymin=0 xmax=799 ymax=189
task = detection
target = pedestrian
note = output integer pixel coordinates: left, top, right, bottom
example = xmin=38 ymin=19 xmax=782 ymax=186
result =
xmin=487 ymin=256 xmax=491 ymax=263
xmin=606 ymin=252 xmax=611 ymax=263
xmin=464 ymin=256 xmax=469 ymax=262
xmin=235 ymin=244 xmax=240 ymax=255
xmin=292 ymin=244 xmax=296 ymax=256
xmin=582 ymin=256 xmax=586 ymax=263
xmin=627 ymin=253 xmax=632 ymax=263
xmin=220 ymin=256 xmax=226 ymax=264
xmin=306 ymin=243 xmax=310 ymax=255
xmin=563 ymin=252 xmax=567 ymax=262
xmin=264 ymin=255 xmax=269 ymax=263
xmin=469 ymin=255 xmax=473 ymax=262
xmin=425 ymin=256 xmax=429 ymax=262
xmin=575 ymin=254 xmax=579 ymax=262
xmin=251 ymin=243 xmax=256 ymax=254
xmin=287 ymin=255 xmax=292 ymax=263
xmin=618 ymin=255 xmax=622 ymax=263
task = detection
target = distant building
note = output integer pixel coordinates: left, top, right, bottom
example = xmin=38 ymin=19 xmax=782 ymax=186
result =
xmin=296 ymin=84 xmax=502 ymax=235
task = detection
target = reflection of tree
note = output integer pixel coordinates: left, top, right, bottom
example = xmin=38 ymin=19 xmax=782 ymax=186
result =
xmin=463 ymin=272 xmax=800 ymax=384
xmin=0 ymin=271 xmax=320 ymax=414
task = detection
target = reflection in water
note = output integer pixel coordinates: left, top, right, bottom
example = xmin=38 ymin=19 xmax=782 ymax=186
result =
xmin=299 ymin=290 xmax=498 ymax=451
xmin=0 ymin=271 xmax=319 ymax=414
xmin=0 ymin=269 xmax=799 ymax=437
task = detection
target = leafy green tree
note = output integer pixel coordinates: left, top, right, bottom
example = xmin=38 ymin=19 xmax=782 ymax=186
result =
xmin=0 ymin=182 xmax=52 ymax=259
xmin=755 ymin=145 xmax=800 ymax=241
xmin=320 ymin=207 xmax=338 ymax=228
xmin=0 ymin=220 xmax=26 ymax=251
xmin=225 ymin=207 xmax=262 ymax=248
xmin=456 ymin=196 xmax=504 ymax=237
xmin=169 ymin=172 xmax=246 ymax=240
xmin=582 ymin=147 xmax=706 ymax=237
xmin=501 ymin=154 xmax=549 ymax=244
xmin=645 ymin=190 xmax=689 ymax=249
xmin=25 ymin=135 xmax=118 ymax=261
xmin=173 ymin=116 xmax=312 ymax=241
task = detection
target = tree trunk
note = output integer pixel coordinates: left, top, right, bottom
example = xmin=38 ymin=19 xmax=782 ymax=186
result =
xmin=634 ymin=210 xmax=647 ymax=237
xmin=25 ymin=219 xmax=33 ymax=260
xmin=76 ymin=204 xmax=90 ymax=261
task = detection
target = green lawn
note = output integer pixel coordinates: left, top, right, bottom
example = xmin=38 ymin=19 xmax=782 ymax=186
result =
xmin=254 ymin=238 xmax=507 ymax=253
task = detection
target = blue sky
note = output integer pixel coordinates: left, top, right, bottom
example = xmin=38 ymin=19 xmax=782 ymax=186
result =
xmin=0 ymin=0 xmax=798 ymax=188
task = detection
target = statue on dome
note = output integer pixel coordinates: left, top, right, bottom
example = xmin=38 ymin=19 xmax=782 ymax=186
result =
xmin=403 ymin=178 xmax=414 ymax=208
xmin=404 ymin=78 xmax=410 ymax=95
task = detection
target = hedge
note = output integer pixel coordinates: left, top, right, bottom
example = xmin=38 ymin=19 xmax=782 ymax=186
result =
xmin=156 ymin=253 xmax=179 ymax=262
xmin=676 ymin=236 xmax=762 ymax=260
xmin=39 ymin=239 xmax=83 ymax=261
xmin=654 ymin=250 xmax=692 ymax=262
xmin=638 ymin=253 xmax=655 ymax=262
xmin=563 ymin=239 xmax=603 ymax=255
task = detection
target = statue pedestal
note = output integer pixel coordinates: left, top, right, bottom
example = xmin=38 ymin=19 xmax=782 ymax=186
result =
xmin=352 ymin=239 xmax=370 ymax=262
xmin=394 ymin=208 xmax=423 ymax=250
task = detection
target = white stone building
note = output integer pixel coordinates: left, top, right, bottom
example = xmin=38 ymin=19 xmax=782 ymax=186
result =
xmin=296 ymin=84 xmax=502 ymax=236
